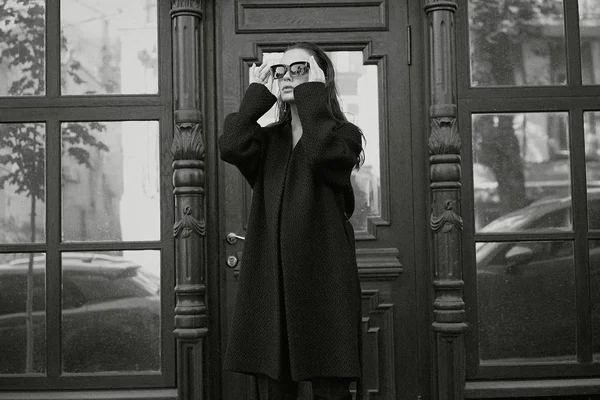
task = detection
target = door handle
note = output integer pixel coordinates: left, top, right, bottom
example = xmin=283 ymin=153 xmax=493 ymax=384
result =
xmin=226 ymin=232 xmax=245 ymax=245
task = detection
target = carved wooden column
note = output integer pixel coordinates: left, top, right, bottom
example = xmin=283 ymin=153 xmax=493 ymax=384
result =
xmin=425 ymin=1 xmax=468 ymax=399
xmin=171 ymin=1 xmax=207 ymax=399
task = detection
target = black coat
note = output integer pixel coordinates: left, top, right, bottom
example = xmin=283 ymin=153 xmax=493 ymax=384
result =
xmin=219 ymin=82 xmax=362 ymax=381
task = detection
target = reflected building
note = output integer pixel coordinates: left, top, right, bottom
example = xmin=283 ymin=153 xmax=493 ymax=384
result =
xmin=61 ymin=127 xmax=124 ymax=242
xmin=60 ymin=4 xmax=123 ymax=242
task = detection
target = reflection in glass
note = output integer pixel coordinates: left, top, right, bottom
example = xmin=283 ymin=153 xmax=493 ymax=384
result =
xmin=61 ymin=121 xmax=160 ymax=242
xmin=61 ymin=250 xmax=160 ymax=373
xmin=585 ymin=112 xmax=600 ymax=229
xmin=0 ymin=253 xmax=46 ymax=374
xmin=0 ymin=123 xmax=46 ymax=244
xmin=472 ymin=113 xmax=571 ymax=231
xmin=250 ymin=51 xmax=381 ymax=232
xmin=591 ymin=240 xmax=600 ymax=360
xmin=468 ymin=0 xmax=566 ymax=87
xmin=579 ymin=0 xmax=600 ymax=85
xmin=477 ymin=240 xmax=576 ymax=362
xmin=0 ymin=0 xmax=46 ymax=96
xmin=61 ymin=0 xmax=158 ymax=95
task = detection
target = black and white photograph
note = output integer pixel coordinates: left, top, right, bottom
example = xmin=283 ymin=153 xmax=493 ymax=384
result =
xmin=0 ymin=0 xmax=599 ymax=399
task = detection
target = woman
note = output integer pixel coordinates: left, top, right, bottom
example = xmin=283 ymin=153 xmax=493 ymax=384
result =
xmin=219 ymin=42 xmax=363 ymax=400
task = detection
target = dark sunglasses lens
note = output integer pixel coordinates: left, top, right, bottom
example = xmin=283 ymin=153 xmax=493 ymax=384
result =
xmin=271 ymin=65 xmax=286 ymax=79
xmin=290 ymin=63 xmax=309 ymax=76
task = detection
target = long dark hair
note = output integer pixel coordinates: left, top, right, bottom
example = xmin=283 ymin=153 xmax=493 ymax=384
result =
xmin=275 ymin=42 xmax=365 ymax=169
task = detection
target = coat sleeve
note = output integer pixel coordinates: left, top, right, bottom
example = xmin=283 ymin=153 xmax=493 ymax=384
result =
xmin=293 ymin=82 xmax=363 ymax=188
xmin=219 ymin=83 xmax=277 ymax=187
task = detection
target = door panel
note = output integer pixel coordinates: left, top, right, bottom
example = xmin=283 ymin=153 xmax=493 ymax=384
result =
xmin=217 ymin=1 xmax=419 ymax=398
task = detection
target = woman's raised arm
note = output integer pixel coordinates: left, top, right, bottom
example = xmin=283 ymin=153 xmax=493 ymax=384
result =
xmin=219 ymin=83 xmax=277 ymax=187
xmin=293 ymin=82 xmax=362 ymax=188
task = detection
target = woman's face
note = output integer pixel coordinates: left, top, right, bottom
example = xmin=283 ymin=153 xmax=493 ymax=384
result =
xmin=277 ymin=48 xmax=312 ymax=103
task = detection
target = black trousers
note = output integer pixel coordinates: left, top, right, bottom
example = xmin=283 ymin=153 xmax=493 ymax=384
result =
xmin=254 ymin=374 xmax=352 ymax=400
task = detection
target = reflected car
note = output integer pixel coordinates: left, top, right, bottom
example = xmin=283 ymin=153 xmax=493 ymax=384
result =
xmin=0 ymin=253 xmax=160 ymax=374
xmin=476 ymin=192 xmax=600 ymax=362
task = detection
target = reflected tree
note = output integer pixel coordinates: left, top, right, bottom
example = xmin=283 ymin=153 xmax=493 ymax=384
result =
xmin=470 ymin=0 xmax=563 ymax=213
xmin=0 ymin=0 xmax=108 ymax=372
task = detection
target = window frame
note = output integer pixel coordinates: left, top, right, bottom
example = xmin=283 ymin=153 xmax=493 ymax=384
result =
xmin=458 ymin=0 xmax=600 ymax=381
xmin=0 ymin=0 xmax=175 ymax=390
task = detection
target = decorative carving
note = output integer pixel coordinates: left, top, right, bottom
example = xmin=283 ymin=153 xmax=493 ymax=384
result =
xmin=172 ymin=123 xmax=204 ymax=161
xmin=429 ymin=116 xmax=460 ymax=155
xmin=174 ymin=205 xmax=206 ymax=238
xmin=430 ymin=200 xmax=463 ymax=233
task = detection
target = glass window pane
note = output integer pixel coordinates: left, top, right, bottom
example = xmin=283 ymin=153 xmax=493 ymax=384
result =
xmin=585 ymin=112 xmax=600 ymax=230
xmin=473 ymin=112 xmax=571 ymax=231
xmin=579 ymin=0 xmax=600 ymax=85
xmin=477 ymin=240 xmax=576 ymax=362
xmin=0 ymin=123 xmax=46 ymax=243
xmin=61 ymin=250 xmax=160 ymax=373
xmin=0 ymin=0 xmax=46 ymax=96
xmin=249 ymin=51 xmax=381 ymax=233
xmin=591 ymin=240 xmax=600 ymax=360
xmin=61 ymin=121 xmax=160 ymax=242
xmin=61 ymin=0 xmax=158 ymax=95
xmin=0 ymin=253 xmax=46 ymax=374
xmin=469 ymin=0 xmax=566 ymax=87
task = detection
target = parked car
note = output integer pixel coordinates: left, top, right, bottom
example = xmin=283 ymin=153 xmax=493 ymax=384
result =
xmin=476 ymin=191 xmax=600 ymax=362
xmin=0 ymin=253 xmax=160 ymax=374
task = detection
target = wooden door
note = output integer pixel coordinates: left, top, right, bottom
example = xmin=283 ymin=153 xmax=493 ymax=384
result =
xmin=216 ymin=1 xmax=427 ymax=398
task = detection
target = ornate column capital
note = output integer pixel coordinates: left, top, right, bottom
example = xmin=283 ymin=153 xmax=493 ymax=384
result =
xmin=424 ymin=0 xmax=458 ymax=14
xmin=172 ymin=123 xmax=204 ymax=161
xmin=171 ymin=0 xmax=203 ymax=18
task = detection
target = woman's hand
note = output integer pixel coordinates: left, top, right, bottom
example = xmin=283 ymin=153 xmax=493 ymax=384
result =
xmin=249 ymin=62 xmax=273 ymax=91
xmin=308 ymin=56 xmax=326 ymax=83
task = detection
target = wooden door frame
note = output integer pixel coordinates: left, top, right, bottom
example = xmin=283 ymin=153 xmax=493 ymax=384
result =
xmin=168 ymin=1 xmax=465 ymax=400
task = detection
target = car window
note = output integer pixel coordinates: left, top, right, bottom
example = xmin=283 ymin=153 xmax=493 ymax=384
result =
xmin=487 ymin=242 xmax=544 ymax=266
xmin=548 ymin=240 xmax=573 ymax=258
xmin=527 ymin=208 xmax=571 ymax=230
xmin=479 ymin=202 xmax=571 ymax=233
xmin=64 ymin=268 xmax=156 ymax=305
xmin=487 ymin=240 xmax=573 ymax=267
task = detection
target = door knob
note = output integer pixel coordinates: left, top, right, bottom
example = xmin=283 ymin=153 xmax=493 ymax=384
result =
xmin=227 ymin=232 xmax=245 ymax=244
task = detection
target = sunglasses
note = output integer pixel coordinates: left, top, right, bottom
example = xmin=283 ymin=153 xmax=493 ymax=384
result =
xmin=269 ymin=61 xmax=310 ymax=79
